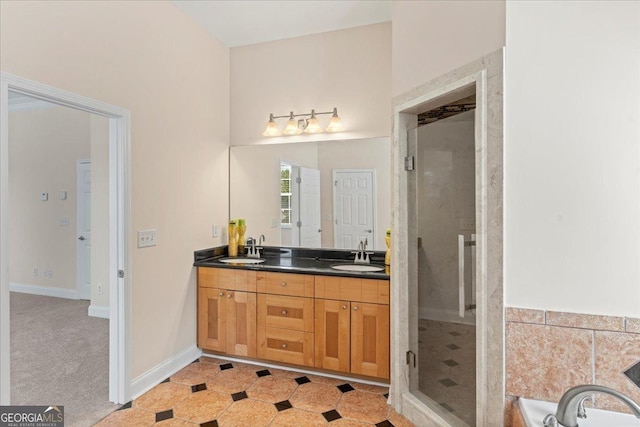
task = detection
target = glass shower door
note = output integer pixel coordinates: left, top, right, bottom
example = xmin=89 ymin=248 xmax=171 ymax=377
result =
xmin=409 ymin=110 xmax=477 ymax=426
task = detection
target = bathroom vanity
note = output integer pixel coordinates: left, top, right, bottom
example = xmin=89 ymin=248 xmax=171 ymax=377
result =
xmin=194 ymin=247 xmax=390 ymax=381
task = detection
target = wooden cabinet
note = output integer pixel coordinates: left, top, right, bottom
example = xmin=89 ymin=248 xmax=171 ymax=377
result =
xmin=350 ymin=302 xmax=389 ymax=378
xmin=315 ymin=299 xmax=350 ymax=373
xmin=314 ymin=275 xmax=390 ymax=379
xmin=198 ymin=287 xmax=226 ymax=352
xmin=256 ymin=272 xmax=315 ymax=367
xmin=197 ymin=268 xmax=256 ymax=357
xmin=197 ymin=267 xmax=390 ymax=380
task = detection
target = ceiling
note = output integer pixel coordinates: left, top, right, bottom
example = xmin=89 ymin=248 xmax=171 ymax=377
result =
xmin=171 ymin=0 xmax=391 ymax=48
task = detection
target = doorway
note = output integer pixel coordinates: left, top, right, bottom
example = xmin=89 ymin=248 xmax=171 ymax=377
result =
xmin=389 ymin=49 xmax=505 ymax=426
xmin=0 ymin=72 xmax=131 ymax=406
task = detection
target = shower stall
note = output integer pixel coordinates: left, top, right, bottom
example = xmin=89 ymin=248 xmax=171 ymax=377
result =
xmin=414 ymin=106 xmax=477 ymax=426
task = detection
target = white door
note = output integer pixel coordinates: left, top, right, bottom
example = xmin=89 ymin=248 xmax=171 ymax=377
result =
xmin=77 ymin=160 xmax=91 ymax=300
xmin=333 ymin=170 xmax=376 ymax=249
xmin=298 ymin=167 xmax=321 ymax=248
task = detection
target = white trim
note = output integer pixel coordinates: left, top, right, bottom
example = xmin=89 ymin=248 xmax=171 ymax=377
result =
xmin=88 ymin=305 xmax=110 ymax=319
xmin=0 ymin=71 xmax=131 ymax=405
xmin=391 ymin=49 xmax=504 ymax=426
xmin=130 ymin=345 xmax=202 ymax=400
xmin=201 ymin=354 xmax=390 ymax=388
xmin=8 ymin=97 xmax=56 ymax=112
xmin=419 ymin=307 xmax=476 ymax=326
xmin=9 ymin=282 xmax=79 ymax=300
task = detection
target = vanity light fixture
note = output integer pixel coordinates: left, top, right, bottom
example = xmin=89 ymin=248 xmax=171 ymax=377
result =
xmin=262 ymin=107 xmax=344 ymax=137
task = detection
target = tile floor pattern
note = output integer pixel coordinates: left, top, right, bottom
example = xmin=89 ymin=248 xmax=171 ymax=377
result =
xmin=96 ymin=357 xmax=415 ymax=427
xmin=418 ymin=319 xmax=476 ymax=426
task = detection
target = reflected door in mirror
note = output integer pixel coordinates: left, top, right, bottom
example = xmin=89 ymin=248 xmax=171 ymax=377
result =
xmin=333 ymin=170 xmax=375 ymax=250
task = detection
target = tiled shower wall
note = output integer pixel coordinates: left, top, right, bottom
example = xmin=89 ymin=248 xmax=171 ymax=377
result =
xmin=506 ymin=307 xmax=640 ymax=413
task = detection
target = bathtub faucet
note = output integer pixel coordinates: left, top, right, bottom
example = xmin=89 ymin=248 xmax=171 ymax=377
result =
xmin=543 ymin=384 xmax=640 ymax=427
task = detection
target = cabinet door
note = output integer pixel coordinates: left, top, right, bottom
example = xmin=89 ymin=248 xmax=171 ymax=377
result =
xmin=225 ymin=291 xmax=257 ymax=357
xmin=351 ymin=303 xmax=390 ymax=379
xmin=198 ymin=288 xmax=226 ymax=352
xmin=315 ymin=299 xmax=350 ymax=373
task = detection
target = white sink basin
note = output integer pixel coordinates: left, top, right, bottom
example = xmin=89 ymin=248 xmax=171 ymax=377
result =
xmin=330 ymin=264 xmax=385 ymax=272
xmin=218 ymin=257 xmax=265 ymax=264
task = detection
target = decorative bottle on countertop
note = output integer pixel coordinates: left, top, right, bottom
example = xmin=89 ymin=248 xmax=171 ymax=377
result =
xmin=228 ymin=220 xmax=238 ymax=257
xmin=385 ymin=228 xmax=391 ymax=266
xmin=237 ymin=219 xmax=247 ymax=255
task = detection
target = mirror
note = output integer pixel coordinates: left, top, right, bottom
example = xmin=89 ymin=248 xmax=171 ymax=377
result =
xmin=229 ymin=137 xmax=390 ymax=250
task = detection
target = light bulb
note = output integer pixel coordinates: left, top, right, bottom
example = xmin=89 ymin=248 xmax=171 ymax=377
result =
xmin=282 ymin=112 xmax=302 ymax=135
xmin=262 ymin=114 xmax=281 ymax=137
xmin=304 ymin=109 xmax=323 ymax=134
xmin=326 ymin=108 xmax=344 ymax=132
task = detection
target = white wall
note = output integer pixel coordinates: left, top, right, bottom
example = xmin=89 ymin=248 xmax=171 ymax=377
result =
xmin=505 ymin=1 xmax=640 ymax=317
xmin=230 ymin=22 xmax=391 ymax=146
xmin=0 ymin=1 xmax=230 ymax=378
xmin=392 ymin=0 xmax=505 ymax=97
xmin=90 ymin=115 xmax=109 ymax=309
xmin=9 ymin=106 xmax=90 ymax=292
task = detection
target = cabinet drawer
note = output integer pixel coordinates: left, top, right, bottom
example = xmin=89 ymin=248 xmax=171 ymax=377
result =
xmin=257 ymin=272 xmax=314 ymax=297
xmin=218 ymin=269 xmax=257 ymax=292
xmin=257 ymin=327 xmax=314 ymax=367
xmin=198 ymin=267 xmax=219 ymax=288
xmin=257 ymin=294 xmax=314 ymax=332
xmin=315 ymin=276 xmax=389 ymax=305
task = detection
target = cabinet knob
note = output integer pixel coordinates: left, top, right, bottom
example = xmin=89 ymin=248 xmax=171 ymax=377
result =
xmin=353 ymin=306 xmax=359 ymax=311
xmin=281 ymin=282 xmax=287 ymax=287
xmin=227 ymin=293 xmax=233 ymax=298
xmin=281 ymin=343 xmax=287 ymax=349
xmin=219 ymin=292 xmax=224 ymax=296
xmin=281 ymin=310 xmax=287 ymax=316
xmin=342 ymin=305 xmax=347 ymax=310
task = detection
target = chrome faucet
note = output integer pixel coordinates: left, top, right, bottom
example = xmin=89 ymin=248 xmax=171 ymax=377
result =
xmin=352 ymin=238 xmax=373 ymax=264
xmin=246 ymin=234 xmax=265 ymax=258
xmin=543 ymin=385 xmax=640 ymax=427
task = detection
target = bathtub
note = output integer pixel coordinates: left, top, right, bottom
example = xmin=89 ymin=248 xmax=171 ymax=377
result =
xmin=519 ymin=397 xmax=640 ymax=426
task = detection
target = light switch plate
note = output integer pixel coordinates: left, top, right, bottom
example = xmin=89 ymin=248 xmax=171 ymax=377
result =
xmin=137 ymin=229 xmax=157 ymax=248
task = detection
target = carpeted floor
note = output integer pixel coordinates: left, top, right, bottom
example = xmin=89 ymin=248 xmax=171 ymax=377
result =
xmin=10 ymin=292 xmax=119 ymax=426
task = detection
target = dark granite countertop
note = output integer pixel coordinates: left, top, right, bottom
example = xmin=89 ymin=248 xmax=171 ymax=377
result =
xmin=193 ymin=246 xmax=390 ymax=280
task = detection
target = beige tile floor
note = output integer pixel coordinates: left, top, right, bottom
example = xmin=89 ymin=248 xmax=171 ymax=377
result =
xmin=418 ymin=319 xmax=476 ymax=426
xmin=96 ymin=356 xmax=415 ymax=427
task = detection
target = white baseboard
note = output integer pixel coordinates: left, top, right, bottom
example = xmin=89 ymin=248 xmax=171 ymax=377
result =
xmin=130 ymin=344 xmax=202 ymax=400
xmin=419 ymin=306 xmax=476 ymax=326
xmin=9 ymin=282 xmax=78 ymax=300
xmin=88 ymin=305 xmax=110 ymax=319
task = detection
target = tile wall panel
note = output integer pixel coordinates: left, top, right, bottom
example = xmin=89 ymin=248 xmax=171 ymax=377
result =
xmin=506 ymin=307 xmax=640 ymax=415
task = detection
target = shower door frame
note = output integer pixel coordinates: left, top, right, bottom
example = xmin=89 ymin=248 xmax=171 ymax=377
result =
xmin=389 ymin=49 xmax=505 ymax=426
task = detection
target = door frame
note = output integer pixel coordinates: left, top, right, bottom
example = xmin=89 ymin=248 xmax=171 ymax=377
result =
xmin=332 ymin=169 xmax=377 ymax=249
xmin=76 ymin=159 xmax=91 ymax=300
xmin=389 ymin=49 xmax=504 ymax=426
xmin=0 ymin=72 xmax=132 ymax=405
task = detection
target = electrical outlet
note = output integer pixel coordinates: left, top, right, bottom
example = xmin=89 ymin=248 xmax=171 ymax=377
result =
xmin=137 ymin=229 xmax=157 ymax=248
xmin=212 ymin=225 xmax=219 ymax=238
xmin=97 ymin=284 xmax=103 ymax=295
xmin=33 ymin=267 xmax=38 ymax=277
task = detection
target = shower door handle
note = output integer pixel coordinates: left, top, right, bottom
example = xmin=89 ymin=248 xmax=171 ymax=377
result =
xmin=459 ymin=234 xmax=477 ymax=318
xmin=458 ymin=235 xmax=465 ymax=318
